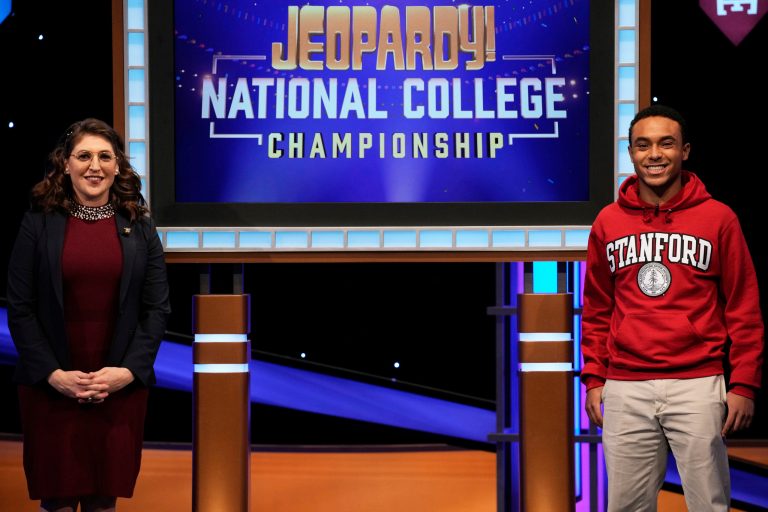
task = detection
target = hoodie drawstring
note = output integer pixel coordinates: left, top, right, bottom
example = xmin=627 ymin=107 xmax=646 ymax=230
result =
xmin=642 ymin=204 xmax=673 ymax=223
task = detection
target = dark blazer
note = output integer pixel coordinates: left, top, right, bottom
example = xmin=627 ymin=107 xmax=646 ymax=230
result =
xmin=7 ymin=209 xmax=170 ymax=386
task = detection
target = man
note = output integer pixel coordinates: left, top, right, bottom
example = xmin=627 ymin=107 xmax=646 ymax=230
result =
xmin=581 ymin=104 xmax=763 ymax=511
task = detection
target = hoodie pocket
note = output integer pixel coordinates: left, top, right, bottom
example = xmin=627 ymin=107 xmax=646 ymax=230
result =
xmin=611 ymin=313 xmax=703 ymax=370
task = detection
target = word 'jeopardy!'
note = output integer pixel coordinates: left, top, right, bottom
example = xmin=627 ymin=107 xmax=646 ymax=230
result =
xmin=271 ymin=5 xmax=496 ymax=71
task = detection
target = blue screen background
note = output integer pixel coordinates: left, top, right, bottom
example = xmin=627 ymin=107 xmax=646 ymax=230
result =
xmin=174 ymin=0 xmax=590 ymax=203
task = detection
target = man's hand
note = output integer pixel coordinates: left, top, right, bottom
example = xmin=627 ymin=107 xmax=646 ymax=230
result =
xmin=722 ymin=392 xmax=754 ymax=437
xmin=585 ymin=386 xmax=604 ymax=427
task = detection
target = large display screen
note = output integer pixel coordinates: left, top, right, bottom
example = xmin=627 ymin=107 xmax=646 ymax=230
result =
xmin=149 ymin=0 xmax=613 ymax=227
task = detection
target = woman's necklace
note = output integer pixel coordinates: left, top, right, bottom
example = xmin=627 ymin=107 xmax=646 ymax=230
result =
xmin=69 ymin=201 xmax=115 ymax=221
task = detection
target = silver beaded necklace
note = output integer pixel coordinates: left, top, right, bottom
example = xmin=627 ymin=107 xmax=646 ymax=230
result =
xmin=69 ymin=201 xmax=115 ymax=221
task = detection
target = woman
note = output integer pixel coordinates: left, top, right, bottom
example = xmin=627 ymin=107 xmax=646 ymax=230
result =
xmin=7 ymin=118 xmax=171 ymax=512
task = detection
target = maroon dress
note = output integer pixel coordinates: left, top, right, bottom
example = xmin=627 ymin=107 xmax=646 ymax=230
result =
xmin=18 ymin=216 xmax=148 ymax=499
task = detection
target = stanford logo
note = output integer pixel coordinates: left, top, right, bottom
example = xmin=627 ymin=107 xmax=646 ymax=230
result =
xmin=637 ymin=262 xmax=672 ymax=297
xmin=700 ymin=0 xmax=768 ymax=45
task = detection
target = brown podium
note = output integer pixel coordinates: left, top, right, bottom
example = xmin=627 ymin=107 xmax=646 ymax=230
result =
xmin=192 ymin=294 xmax=251 ymax=512
xmin=517 ymin=292 xmax=574 ymax=511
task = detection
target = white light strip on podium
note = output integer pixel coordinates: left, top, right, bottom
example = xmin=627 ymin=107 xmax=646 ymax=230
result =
xmin=519 ymin=363 xmax=573 ymax=372
xmin=519 ymin=333 xmax=572 ymax=342
xmin=194 ymin=334 xmax=248 ymax=343
xmin=194 ymin=364 xmax=249 ymax=373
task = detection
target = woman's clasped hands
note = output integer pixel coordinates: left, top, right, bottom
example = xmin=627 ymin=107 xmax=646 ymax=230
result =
xmin=47 ymin=367 xmax=135 ymax=404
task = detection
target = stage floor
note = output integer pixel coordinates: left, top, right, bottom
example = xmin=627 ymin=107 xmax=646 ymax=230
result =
xmin=0 ymin=440 xmax=760 ymax=511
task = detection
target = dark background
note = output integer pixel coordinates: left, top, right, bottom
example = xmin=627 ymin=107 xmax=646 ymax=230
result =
xmin=0 ymin=1 xmax=766 ymax=444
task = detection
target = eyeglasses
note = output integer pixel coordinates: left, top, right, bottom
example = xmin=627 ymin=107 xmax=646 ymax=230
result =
xmin=69 ymin=151 xmax=118 ymax=165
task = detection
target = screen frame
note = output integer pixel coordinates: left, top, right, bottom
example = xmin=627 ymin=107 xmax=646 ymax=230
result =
xmin=146 ymin=1 xmax=615 ymax=230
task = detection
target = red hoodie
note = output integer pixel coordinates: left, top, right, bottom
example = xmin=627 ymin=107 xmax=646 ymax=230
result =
xmin=581 ymin=171 xmax=764 ymax=399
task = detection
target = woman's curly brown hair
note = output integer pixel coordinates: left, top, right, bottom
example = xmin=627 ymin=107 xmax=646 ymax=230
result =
xmin=31 ymin=118 xmax=148 ymax=221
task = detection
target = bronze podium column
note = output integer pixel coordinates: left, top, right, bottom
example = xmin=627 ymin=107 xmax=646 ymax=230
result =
xmin=517 ymin=292 xmax=574 ymax=511
xmin=192 ymin=294 xmax=251 ymax=512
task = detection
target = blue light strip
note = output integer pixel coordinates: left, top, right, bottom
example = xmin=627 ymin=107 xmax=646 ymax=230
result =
xmin=532 ymin=261 xmax=558 ymax=293
xmin=455 ymin=230 xmax=489 ymax=248
xmin=419 ymin=230 xmax=452 ymax=248
xmin=565 ymin=230 xmax=590 ymax=248
xmin=618 ymin=29 xmax=636 ymax=64
xmin=0 ymin=0 xmax=11 ymax=25
xmin=618 ymin=139 xmax=633 ymax=174
xmin=126 ymin=0 xmax=144 ymax=29
xmin=492 ymin=230 xmax=525 ymax=248
xmin=507 ymin=262 xmax=524 ymax=506
xmin=126 ymin=1 xmax=148 ymax=203
xmin=347 ymin=231 xmax=380 ymax=248
xmin=160 ymin=227 xmax=605 ymax=251
xmin=383 ymin=230 xmax=417 ymax=248
xmin=311 ymin=231 xmax=345 ymax=248
xmin=618 ymin=66 xmax=636 ymax=101
xmin=165 ymin=231 xmax=199 ymax=249
xmin=519 ymin=332 xmax=572 ymax=342
xmin=275 ymin=231 xmax=308 ymax=248
xmin=519 ymin=363 xmax=573 ymax=372
xmin=574 ymin=442 xmax=581 ymax=501
xmin=194 ymin=334 xmax=248 ymax=343
xmin=529 ymin=231 xmax=562 ymax=248
xmin=618 ymin=103 xmax=635 ymax=143
xmin=571 ymin=262 xmax=583 ymax=499
xmin=202 ymin=231 xmax=236 ymax=248
xmin=194 ymin=363 xmax=249 ymax=373
xmin=618 ymin=0 xmax=637 ymax=25
xmin=239 ymin=232 xmax=271 ymax=248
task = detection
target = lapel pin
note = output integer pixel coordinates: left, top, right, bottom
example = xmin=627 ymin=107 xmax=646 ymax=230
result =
xmin=122 ymin=227 xmax=132 ymax=237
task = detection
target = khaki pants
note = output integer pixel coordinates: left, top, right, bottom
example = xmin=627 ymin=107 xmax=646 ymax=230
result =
xmin=601 ymin=375 xmax=730 ymax=512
